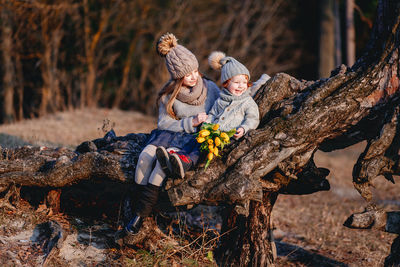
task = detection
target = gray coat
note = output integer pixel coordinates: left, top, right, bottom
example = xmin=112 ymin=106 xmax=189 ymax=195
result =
xmin=157 ymin=78 xmax=220 ymax=133
xmin=206 ymin=89 xmax=259 ymax=133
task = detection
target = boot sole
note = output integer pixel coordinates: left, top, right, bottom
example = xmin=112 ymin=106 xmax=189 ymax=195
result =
xmin=156 ymin=147 xmax=172 ymax=176
xmin=170 ymin=154 xmax=185 ymax=179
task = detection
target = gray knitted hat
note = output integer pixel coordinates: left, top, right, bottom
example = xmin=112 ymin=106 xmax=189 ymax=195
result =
xmin=208 ymin=51 xmax=250 ymax=84
xmin=157 ymin=33 xmax=199 ymax=79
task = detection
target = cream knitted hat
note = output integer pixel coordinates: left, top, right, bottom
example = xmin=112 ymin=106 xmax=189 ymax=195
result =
xmin=157 ymin=33 xmax=199 ymax=79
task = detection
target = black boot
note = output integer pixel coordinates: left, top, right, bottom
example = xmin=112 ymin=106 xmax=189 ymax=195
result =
xmin=125 ymin=214 xmax=143 ymax=234
xmin=156 ymin=146 xmax=172 ymax=177
xmin=125 ymin=184 xmax=160 ymax=234
xmin=122 ymin=183 xmax=145 ymax=226
xmin=115 ymin=184 xmax=160 ymax=246
xmin=169 ymin=153 xmax=193 ymax=179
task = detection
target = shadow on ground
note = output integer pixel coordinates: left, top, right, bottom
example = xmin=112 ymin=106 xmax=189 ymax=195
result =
xmin=276 ymin=240 xmax=348 ymax=267
xmin=0 ymin=133 xmax=63 ymax=148
xmin=0 ymin=133 xmax=30 ymax=148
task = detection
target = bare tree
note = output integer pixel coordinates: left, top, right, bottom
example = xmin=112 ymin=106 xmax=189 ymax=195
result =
xmin=346 ymin=0 xmax=356 ymax=66
xmin=39 ymin=8 xmax=66 ymax=115
xmin=1 ymin=5 xmax=16 ymax=123
xmin=319 ymin=0 xmax=336 ymax=78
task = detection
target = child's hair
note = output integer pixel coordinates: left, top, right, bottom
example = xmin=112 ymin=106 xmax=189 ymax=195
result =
xmin=157 ymin=78 xmax=184 ymax=119
xmin=157 ymin=72 xmax=204 ymax=119
xmin=222 ymin=75 xmax=252 ymax=89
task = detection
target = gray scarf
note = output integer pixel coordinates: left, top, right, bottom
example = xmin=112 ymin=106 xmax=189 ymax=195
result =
xmin=176 ymin=77 xmax=208 ymax=106
xmin=220 ymin=88 xmax=250 ymax=102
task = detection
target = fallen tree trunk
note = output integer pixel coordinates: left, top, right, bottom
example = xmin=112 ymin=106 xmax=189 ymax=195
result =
xmin=0 ymin=0 xmax=400 ymax=265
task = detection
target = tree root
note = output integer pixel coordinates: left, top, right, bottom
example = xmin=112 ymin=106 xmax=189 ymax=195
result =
xmin=0 ymin=184 xmax=21 ymax=210
xmin=343 ymin=204 xmax=387 ymax=230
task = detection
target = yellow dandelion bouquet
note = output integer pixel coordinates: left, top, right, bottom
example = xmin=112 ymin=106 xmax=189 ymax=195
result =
xmin=195 ymin=123 xmax=236 ymax=169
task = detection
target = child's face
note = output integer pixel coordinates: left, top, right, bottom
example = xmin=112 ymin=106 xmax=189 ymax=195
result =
xmin=227 ymin=74 xmax=248 ymax=96
xmin=183 ymin=70 xmax=199 ymax=87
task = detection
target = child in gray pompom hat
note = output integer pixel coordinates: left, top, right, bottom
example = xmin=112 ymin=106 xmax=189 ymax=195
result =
xmin=163 ymin=51 xmax=260 ymax=179
xmin=206 ymin=51 xmax=259 ymax=138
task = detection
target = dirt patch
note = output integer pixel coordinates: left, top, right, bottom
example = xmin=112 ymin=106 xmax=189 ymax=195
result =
xmin=273 ymin=144 xmax=400 ymax=266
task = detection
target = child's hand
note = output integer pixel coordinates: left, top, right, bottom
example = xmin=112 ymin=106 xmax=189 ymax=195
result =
xmin=234 ymin=127 xmax=245 ymax=139
xmin=192 ymin=112 xmax=208 ymax=127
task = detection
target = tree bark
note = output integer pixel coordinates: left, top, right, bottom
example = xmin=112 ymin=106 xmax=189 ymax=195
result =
xmin=217 ymin=192 xmax=278 ymax=266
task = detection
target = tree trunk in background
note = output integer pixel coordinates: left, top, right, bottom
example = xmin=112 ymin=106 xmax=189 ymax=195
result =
xmin=334 ymin=0 xmax=342 ymax=66
xmin=319 ymin=0 xmax=335 ymax=78
xmin=346 ymin=0 xmax=355 ymax=66
xmin=82 ymin=0 xmax=90 ymax=108
xmin=82 ymin=1 xmax=110 ymax=108
xmin=1 ymin=7 xmax=15 ymax=123
xmin=15 ymin=53 xmax=24 ymax=120
xmin=39 ymin=17 xmax=64 ymax=116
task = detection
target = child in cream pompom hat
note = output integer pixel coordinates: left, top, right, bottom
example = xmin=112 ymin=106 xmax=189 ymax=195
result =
xmin=157 ymin=33 xmax=199 ymax=79
xmin=116 ymin=33 xmax=221 ymax=243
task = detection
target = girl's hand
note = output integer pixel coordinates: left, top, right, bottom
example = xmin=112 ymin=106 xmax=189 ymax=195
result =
xmin=234 ymin=127 xmax=245 ymax=139
xmin=192 ymin=112 xmax=208 ymax=127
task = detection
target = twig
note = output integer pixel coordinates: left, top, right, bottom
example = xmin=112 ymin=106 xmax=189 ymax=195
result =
xmin=166 ymin=226 xmax=236 ymax=260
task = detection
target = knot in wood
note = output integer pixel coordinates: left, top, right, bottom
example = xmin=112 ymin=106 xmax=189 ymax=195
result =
xmin=274 ymin=132 xmax=287 ymax=140
xmin=56 ymin=156 xmax=70 ymax=165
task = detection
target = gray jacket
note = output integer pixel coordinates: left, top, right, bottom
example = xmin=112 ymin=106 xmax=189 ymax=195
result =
xmin=206 ymin=89 xmax=259 ymax=133
xmin=249 ymin=73 xmax=270 ymax=96
xmin=158 ymin=78 xmax=220 ymax=133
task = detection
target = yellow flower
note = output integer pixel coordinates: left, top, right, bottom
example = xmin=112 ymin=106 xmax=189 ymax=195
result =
xmin=207 ymin=152 xmax=214 ymax=161
xmin=214 ymin=137 xmax=221 ymax=146
xmin=199 ymin=129 xmax=210 ymax=137
xmin=208 ymin=145 xmax=214 ymax=153
xmin=221 ymin=132 xmax=229 ymax=142
xmin=212 ymin=124 xmax=220 ymax=131
xmin=196 ymin=137 xmax=206 ymax=143
xmin=207 ymin=139 xmax=213 ymax=145
xmin=213 ymin=147 xmax=219 ymax=156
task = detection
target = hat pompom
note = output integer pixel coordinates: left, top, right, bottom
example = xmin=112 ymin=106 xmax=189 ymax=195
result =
xmin=208 ymin=51 xmax=226 ymax=70
xmin=157 ymin=33 xmax=178 ymax=56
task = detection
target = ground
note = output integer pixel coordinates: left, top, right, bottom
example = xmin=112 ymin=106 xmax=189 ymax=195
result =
xmin=0 ymin=108 xmax=398 ymax=266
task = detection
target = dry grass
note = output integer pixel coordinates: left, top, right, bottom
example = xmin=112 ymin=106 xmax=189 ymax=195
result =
xmin=0 ymin=108 xmax=156 ymax=148
xmin=0 ymin=108 xmax=399 ymax=266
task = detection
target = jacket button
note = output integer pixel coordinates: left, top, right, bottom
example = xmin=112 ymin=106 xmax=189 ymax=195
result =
xmin=221 ymin=117 xmax=225 ymax=120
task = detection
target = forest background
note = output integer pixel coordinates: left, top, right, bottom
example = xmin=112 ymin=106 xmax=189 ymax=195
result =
xmin=0 ymin=0 xmax=377 ymax=124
